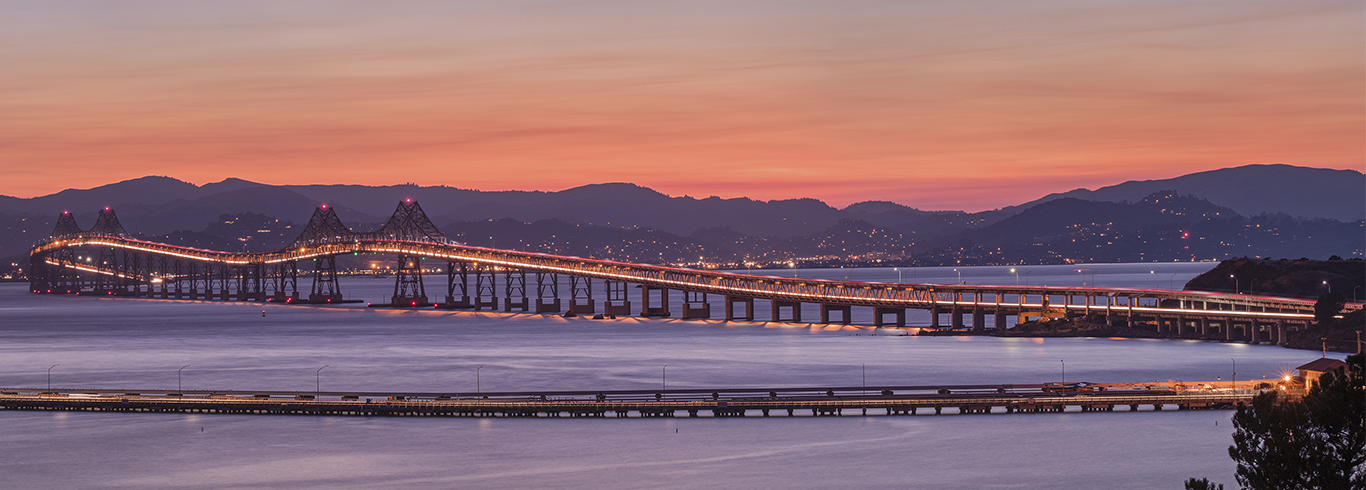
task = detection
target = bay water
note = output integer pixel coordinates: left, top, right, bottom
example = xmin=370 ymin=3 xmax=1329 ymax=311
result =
xmin=1 ymin=263 xmax=1339 ymax=489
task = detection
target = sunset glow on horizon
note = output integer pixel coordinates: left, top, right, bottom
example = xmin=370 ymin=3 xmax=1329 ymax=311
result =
xmin=1 ymin=0 xmax=1361 ymax=211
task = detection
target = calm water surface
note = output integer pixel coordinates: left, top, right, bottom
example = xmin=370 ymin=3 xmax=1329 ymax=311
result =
xmin=1 ymin=263 xmax=1341 ymax=489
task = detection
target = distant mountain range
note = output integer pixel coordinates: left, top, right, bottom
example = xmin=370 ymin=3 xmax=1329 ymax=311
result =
xmin=1009 ymin=164 xmax=1365 ymax=222
xmin=1 ymin=164 xmax=1361 ymax=266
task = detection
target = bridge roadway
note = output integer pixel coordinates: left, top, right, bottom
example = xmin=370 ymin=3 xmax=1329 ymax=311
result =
xmin=29 ymin=203 xmax=1350 ymax=345
xmin=0 ymin=382 xmax=1258 ymax=418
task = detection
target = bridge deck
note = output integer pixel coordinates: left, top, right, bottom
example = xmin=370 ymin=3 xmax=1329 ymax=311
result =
xmin=31 ymin=235 xmax=1335 ymax=321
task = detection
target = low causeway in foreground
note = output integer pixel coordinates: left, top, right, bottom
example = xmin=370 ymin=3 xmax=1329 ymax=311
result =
xmin=1 ymin=381 xmax=1265 ymax=418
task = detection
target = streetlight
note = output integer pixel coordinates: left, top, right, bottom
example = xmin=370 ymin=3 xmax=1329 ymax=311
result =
xmin=316 ymin=365 xmax=330 ymax=394
xmin=477 ymin=365 xmax=484 ymax=393
xmin=1024 ymin=271 xmax=1031 ymax=286
xmin=662 ymin=365 xmax=667 ymax=398
xmin=1010 ymin=268 xmax=1018 ymax=286
xmin=178 ymin=365 xmax=191 ymax=392
xmin=1323 ymin=281 xmax=1331 ymax=294
xmin=1151 ymin=271 xmax=1158 ymax=289
xmin=1230 ymin=358 xmax=1235 ymax=390
xmin=48 ymin=364 xmax=60 ymax=391
xmin=894 ymin=268 xmax=902 ymax=284
xmin=1169 ymin=273 xmax=1178 ymax=291
xmin=1230 ymin=275 xmax=1238 ymax=294
xmin=954 ymin=268 xmax=962 ymax=285
xmin=1060 ymin=360 xmax=1065 ymax=383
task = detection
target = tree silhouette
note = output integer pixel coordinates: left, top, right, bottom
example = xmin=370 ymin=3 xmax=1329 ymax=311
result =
xmin=1315 ymin=292 xmax=1346 ymax=325
xmin=1192 ymin=353 xmax=1363 ymax=489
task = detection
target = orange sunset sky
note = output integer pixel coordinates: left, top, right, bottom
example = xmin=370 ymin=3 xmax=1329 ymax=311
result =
xmin=1 ymin=1 xmax=1361 ymax=211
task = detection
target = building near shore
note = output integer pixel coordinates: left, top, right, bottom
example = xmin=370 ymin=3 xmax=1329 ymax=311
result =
xmin=1296 ymin=358 xmax=1348 ymax=389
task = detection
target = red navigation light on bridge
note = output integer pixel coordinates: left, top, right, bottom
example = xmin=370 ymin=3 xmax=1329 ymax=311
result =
xmin=406 ymin=198 xmax=412 ymax=203
xmin=104 ymin=207 xmax=110 ymax=211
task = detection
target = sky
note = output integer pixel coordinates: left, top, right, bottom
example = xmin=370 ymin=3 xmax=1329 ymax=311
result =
xmin=1 ymin=0 xmax=1361 ymax=211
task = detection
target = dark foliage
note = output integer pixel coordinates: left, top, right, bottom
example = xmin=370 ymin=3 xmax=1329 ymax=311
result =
xmin=1183 ymin=477 xmax=1223 ymax=490
xmin=1218 ymin=353 xmax=1364 ymax=490
xmin=1316 ymin=292 xmax=1347 ymax=325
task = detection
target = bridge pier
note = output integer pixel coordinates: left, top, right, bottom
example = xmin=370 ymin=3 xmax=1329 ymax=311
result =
xmin=725 ymin=296 xmax=754 ymax=321
xmin=443 ymin=261 xmax=472 ymax=308
xmin=930 ymin=305 xmax=941 ymax=328
xmin=309 ymin=256 xmax=343 ymax=304
xmin=473 ymin=265 xmax=498 ymax=310
xmin=771 ymin=300 xmax=802 ymax=323
xmin=994 ymin=311 xmax=1008 ymax=330
xmin=390 ymin=255 xmax=428 ymax=307
xmin=819 ymin=304 xmax=851 ymax=324
xmin=641 ymin=284 xmax=670 ymax=317
xmin=603 ymin=280 xmax=630 ymax=316
xmin=504 ymin=269 xmax=528 ymax=312
xmin=873 ymin=307 xmax=905 ymax=327
xmin=681 ymin=291 xmax=710 ymax=319
xmin=972 ymin=307 xmax=984 ymax=332
xmin=951 ymin=306 xmax=964 ymax=329
xmin=569 ymin=276 xmax=595 ymax=314
xmin=535 ymin=272 xmax=560 ymax=313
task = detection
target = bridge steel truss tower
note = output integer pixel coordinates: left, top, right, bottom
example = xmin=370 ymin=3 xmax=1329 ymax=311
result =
xmin=444 ymin=261 xmax=472 ymax=308
xmin=391 ymin=255 xmax=428 ymax=306
xmin=29 ymin=201 xmax=1338 ymax=347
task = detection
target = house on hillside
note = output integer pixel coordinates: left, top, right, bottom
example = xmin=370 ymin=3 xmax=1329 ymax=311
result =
xmin=1296 ymin=358 xmax=1349 ymax=389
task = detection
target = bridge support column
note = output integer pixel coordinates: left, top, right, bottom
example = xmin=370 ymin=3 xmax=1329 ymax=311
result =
xmin=473 ymin=265 xmax=498 ymax=310
xmin=535 ymin=272 xmax=560 ymax=313
xmin=603 ymin=280 xmax=630 ymax=316
xmin=1199 ymin=318 xmax=1209 ymax=337
xmin=725 ymin=296 xmax=754 ymax=321
xmin=819 ymin=304 xmax=851 ymax=324
xmin=972 ymin=307 xmax=985 ymax=332
xmin=1224 ymin=319 xmax=1233 ymax=341
xmin=443 ymin=261 xmax=472 ymax=308
xmin=873 ymin=307 xmax=905 ymax=327
xmin=681 ymin=291 xmax=710 ymax=319
xmin=309 ymin=256 xmax=343 ymax=304
xmin=390 ymin=255 xmax=428 ymax=307
xmin=951 ymin=307 xmax=964 ymax=329
xmin=1276 ymin=320 xmax=1286 ymax=346
xmin=270 ymin=262 xmax=299 ymax=303
xmin=504 ymin=269 xmax=528 ymax=312
xmin=641 ymin=284 xmax=670 ymax=317
xmin=995 ymin=311 xmax=1007 ymax=330
xmin=771 ymin=300 xmax=802 ymax=323
xmin=930 ymin=305 xmax=941 ymax=328
xmin=569 ymin=276 xmax=595 ymax=314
